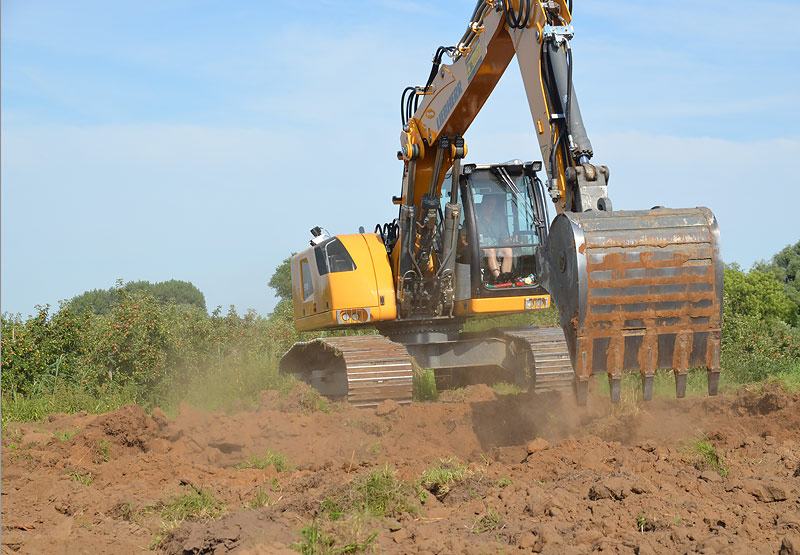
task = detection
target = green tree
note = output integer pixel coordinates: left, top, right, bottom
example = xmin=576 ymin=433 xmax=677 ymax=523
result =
xmin=721 ymin=264 xmax=800 ymax=383
xmin=755 ymin=240 xmax=800 ymax=324
xmin=268 ymin=256 xmax=294 ymax=302
xmin=723 ymin=267 xmax=795 ymax=325
xmin=68 ymin=288 xmax=117 ymax=315
xmin=69 ymin=280 xmax=206 ymax=315
xmin=127 ymin=280 xmax=206 ymax=311
xmin=0 ymin=304 xmax=89 ymax=394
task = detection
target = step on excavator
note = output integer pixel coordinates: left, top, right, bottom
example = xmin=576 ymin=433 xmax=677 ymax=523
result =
xmin=279 ymin=0 xmax=723 ymax=407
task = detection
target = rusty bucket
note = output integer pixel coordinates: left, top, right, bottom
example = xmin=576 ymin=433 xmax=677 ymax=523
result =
xmin=544 ymin=207 xmax=723 ymax=403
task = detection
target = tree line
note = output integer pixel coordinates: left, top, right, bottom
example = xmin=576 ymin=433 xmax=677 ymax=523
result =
xmin=1 ymin=241 xmax=798 ymax=423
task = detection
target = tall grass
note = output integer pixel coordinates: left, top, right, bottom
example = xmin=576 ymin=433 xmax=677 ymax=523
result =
xmin=1 ymin=385 xmax=142 ymax=427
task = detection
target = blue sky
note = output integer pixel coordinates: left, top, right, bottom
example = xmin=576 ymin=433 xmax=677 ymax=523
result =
xmin=3 ymin=0 xmax=799 ymax=318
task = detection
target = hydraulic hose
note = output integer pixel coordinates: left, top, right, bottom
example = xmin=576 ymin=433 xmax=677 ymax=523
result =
xmin=505 ymin=0 xmax=531 ymax=29
xmin=400 ymin=87 xmax=414 ymax=125
xmin=565 ymin=43 xmax=573 ymax=165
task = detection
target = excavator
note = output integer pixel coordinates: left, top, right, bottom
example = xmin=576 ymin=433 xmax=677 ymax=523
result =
xmin=280 ymin=0 xmax=723 ymax=407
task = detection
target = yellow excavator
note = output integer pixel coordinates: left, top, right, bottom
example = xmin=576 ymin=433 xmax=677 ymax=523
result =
xmin=280 ymin=0 xmax=723 ymax=407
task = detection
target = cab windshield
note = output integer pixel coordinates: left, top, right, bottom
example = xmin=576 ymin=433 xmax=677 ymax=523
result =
xmin=468 ymin=167 xmax=546 ymax=289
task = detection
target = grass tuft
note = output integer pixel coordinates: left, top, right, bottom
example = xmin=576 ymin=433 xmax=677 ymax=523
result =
xmin=294 ymin=520 xmax=336 ymax=554
xmin=234 ymin=449 xmax=293 ymax=473
xmin=248 ymin=486 xmax=275 ymax=509
xmin=418 ymin=457 xmax=473 ymax=500
xmin=293 ymin=518 xmax=377 ymax=555
xmin=321 ymin=464 xmax=416 ymax=521
xmin=636 ymin=510 xmax=646 ymax=532
xmin=688 ymin=435 xmax=729 ymax=477
xmin=70 ymin=470 xmax=94 ymax=486
xmin=412 ymin=366 xmax=437 ymax=402
xmin=471 ymin=506 xmax=503 ymax=534
xmin=159 ymin=487 xmax=226 ymax=528
xmin=95 ymin=439 xmax=111 ymax=463
xmin=54 ymin=428 xmax=80 ymax=441
xmin=492 ymin=382 xmax=522 ymax=396
xmin=768 ymin=370 xmax=800 ymax=393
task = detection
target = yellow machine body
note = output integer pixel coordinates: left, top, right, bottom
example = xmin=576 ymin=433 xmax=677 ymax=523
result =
xmin=291 ymin=234 xmax=397 ymax=332
xmin=293 ymin=233 xmax=553 ymax=329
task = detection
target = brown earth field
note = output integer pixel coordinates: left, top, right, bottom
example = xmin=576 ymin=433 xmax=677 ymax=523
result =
xmin=2 ymin=382 xmax=800 ymax=554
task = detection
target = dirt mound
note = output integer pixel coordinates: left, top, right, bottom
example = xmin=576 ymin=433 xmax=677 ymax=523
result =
xmin=158 ymin=508 xmax=296 ymax=554
xmin=732 ymin=382 xmax=794 ymax=415
xmin=3 ymin=385 xmax=799 ymax=554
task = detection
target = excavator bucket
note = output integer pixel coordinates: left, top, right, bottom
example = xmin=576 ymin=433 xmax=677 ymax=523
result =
xmin=544 ymin=207 xmax=723 ymax=404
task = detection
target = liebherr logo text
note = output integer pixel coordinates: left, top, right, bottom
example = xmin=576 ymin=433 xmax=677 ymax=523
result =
xmin=436 ymin=80 xmax=463 ymax=129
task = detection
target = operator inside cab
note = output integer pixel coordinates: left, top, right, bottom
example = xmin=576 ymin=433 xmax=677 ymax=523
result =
xmin=466 ymin=167 xmax=543 ymax=290
xmin=477 ymin=194 xmax=513 ymax=282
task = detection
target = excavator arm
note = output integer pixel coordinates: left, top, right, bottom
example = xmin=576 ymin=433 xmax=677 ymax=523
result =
xmin=397 ymin=0 xmax=603 ymax=217
xmin=392 ymin=0 xmax=723 ymax=402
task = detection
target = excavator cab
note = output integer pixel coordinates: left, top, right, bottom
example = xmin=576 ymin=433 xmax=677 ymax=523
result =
xmin=457 ymin=161 xmax=548 ymax=296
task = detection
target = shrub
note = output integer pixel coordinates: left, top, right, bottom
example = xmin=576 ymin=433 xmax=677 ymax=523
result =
xmin=721 ymin=266 xmax=800 ymax=385
xmin=723 ymin=267 xmax=795 ymax=325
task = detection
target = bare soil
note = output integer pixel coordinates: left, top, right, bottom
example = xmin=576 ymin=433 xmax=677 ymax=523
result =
xmin=2 ymin=383 xmax=799 ymax=554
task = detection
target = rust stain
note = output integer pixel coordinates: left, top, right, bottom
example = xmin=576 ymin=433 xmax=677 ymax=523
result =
xmin=605 ymin=335 xmax=624 ymax=379
xmin=586 ymin=291 xmax=714 ymax=306
xmin=638 ymin=331 xmax=658 ymax=377
xmin=587 ymin=273 xmax=713 ymax=289
xmin=584 ymin=307 xmax=718 ymax=325
xmin=705 ymin=330 xmax=721 ymax=370
xmin=672 ymin=330 xmax=692 ymax=371
xmin=586 ymin=252 xmax=711 ymax=272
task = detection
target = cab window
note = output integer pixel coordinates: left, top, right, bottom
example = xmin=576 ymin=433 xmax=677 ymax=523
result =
xmin=300 ymin=259 xmax=314 ymax=299
xmin=314 ymin=237 xmax=356 ymax=274
xmin=468 ymin=168 xmax=545 ymax=289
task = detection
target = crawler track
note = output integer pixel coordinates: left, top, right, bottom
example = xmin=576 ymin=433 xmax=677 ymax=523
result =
xmin=503 ymin=327 xmax=575 ymax=392
xmin=279 ymin=335 xmax=413 ymax=407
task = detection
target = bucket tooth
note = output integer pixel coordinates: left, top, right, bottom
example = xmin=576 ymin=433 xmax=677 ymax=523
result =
xmin=707 ymin=369 xmax=720 ymax=396
xmin=675 ymin=371 xmax=687 ymax=399
xmin=609 ymin=376 xmax=621 ymax=403
xmin=640 ymin=332 xmax=657 ymax=402
xmin=575 ymin=379 xmax=589 ymax=406
xmin=641 ymin=374 xmax=654 ymax=401
xmin=606 ymin=335 xmax=623 ymax=403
